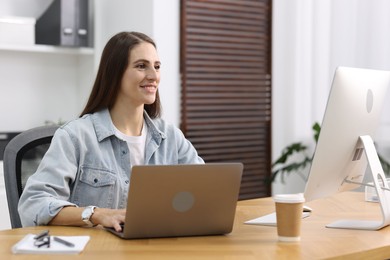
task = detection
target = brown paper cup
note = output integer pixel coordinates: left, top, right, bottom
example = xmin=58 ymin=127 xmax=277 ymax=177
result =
xmin=274 ymin=193 xmax=305 ymax=242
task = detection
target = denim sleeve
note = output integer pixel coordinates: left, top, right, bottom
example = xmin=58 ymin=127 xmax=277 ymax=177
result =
xmin=174 ymin=127 xmax=205 ymax=164
xmin=18 ymin=128 xmax=78 ymax=227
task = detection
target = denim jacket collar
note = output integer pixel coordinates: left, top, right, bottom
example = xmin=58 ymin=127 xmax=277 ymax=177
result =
xmin=91 ymin=108 xmax=166 ymax=143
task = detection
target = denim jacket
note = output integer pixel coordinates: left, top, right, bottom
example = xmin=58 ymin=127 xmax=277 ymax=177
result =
xmin=18 ymin=109 xmax=204 ymax=227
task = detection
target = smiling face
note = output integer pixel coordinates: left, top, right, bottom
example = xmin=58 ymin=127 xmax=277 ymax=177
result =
xmin=116 ymin=42 xmax=161 ymax=110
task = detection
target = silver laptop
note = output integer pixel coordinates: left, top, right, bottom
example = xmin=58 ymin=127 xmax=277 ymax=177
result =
xmin=106 ymin=163 xmax=243 ymax=239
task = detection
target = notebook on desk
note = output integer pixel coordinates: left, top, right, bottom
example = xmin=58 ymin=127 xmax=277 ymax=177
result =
xmin=106 ymin=163 xmax=244 ymax=239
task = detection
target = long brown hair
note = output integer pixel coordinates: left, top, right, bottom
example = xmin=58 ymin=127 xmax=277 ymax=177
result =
xmin=80 ymin=31 xmax=161 ymax=118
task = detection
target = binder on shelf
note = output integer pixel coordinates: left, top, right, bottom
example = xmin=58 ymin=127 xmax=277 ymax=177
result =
xmin=35 ymin=0 xmax=90 ymax=47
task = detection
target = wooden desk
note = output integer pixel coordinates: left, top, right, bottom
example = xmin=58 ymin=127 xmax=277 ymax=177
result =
xmin=1 ymin=192 xmax=390 ymax=259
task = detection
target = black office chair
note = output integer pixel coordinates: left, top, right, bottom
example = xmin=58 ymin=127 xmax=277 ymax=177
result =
xmin=3 ymin=125 xmax=59 ymax=228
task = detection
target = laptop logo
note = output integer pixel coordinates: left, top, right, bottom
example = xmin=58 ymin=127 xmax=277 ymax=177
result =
xmin=172 ymin=191 xmax=195 ymax=212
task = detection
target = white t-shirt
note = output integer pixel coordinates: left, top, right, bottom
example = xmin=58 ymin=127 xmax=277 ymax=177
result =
xmin=113 ymin=122 xmax=147 ymax=166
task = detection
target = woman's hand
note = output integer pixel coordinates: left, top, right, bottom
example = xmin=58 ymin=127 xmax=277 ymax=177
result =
xmin=49 ymin=206 xmax=126 ymax=232
xmin=91 ymin=208 xmax=126 ymax=232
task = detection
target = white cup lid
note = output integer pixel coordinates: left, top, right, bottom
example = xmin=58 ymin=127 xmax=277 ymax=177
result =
xmin=274 ymin=193 xmax=305 ymax=203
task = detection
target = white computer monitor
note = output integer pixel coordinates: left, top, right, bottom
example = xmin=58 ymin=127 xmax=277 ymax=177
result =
xmin=303 ymin=66 xmax=390 ymax=230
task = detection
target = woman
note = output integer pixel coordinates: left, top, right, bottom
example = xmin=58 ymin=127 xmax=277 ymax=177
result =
xmin=18 ymin=31 xmax=204 ymax=232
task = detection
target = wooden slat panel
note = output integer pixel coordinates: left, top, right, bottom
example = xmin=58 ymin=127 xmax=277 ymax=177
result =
xmin=187 ymin=1 xmax=267 ymax=11
xmin=187 ymin=128 xmax=266 ymax=137
xmin=186 ymin=60 xmax=270 ymax=67
xmin=186 ymin=42 xmax=269 ymax=51
xmin=181 ymin=0 xmax=272 ymax=199
xmin=185 ymin=122 xmax=269 ymax=130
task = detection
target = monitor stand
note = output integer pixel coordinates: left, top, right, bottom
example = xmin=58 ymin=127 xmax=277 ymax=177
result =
xmin=326 ymin=135 xmax=390 ymax=230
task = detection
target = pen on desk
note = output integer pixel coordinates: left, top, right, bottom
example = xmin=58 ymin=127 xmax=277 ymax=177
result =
xmin=34 ymin=230 xmax=49 ymax=240
xmin=53 ymin=236 xmax=75 ymax=247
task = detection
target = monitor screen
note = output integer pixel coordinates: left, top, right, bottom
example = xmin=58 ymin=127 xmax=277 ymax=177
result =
xmin=304 ymin=67 xmax=390 ymax=202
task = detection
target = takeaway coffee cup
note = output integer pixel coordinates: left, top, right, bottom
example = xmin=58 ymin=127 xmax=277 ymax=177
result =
xmin=274 ymin=193 xmax=305 ymax=242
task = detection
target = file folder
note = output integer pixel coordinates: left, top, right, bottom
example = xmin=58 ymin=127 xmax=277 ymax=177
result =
xmin=35 ymin=0 xmax=90 ymax=47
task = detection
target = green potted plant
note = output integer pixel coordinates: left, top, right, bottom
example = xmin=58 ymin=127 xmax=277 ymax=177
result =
xmin=270 ymin=122 xmax=390 ymax=183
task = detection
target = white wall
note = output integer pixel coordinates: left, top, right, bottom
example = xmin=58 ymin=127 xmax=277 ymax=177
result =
xmin=0 ymin=0 xmax=54 ymax=19
xmin=0 ymin=51 xmax=91 ymax=131
xmin=0 ymin=162 xmax=11 ymax=230
xmin=94 ymin=0 xmax=181 ymax=126
xmin=0 ymin=0 xmax=181 ymax=132
xmin=153 ymin=0 xmax=181 ymax=126
xmin=272 ymin=0 xmax=390 ymax=194
xmin=0 ymin=0 xmax=94 ymax=131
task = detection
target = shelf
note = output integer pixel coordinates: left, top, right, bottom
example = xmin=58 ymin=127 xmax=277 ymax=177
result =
xmin=0 ymin=44 xmax=94 ymax=55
